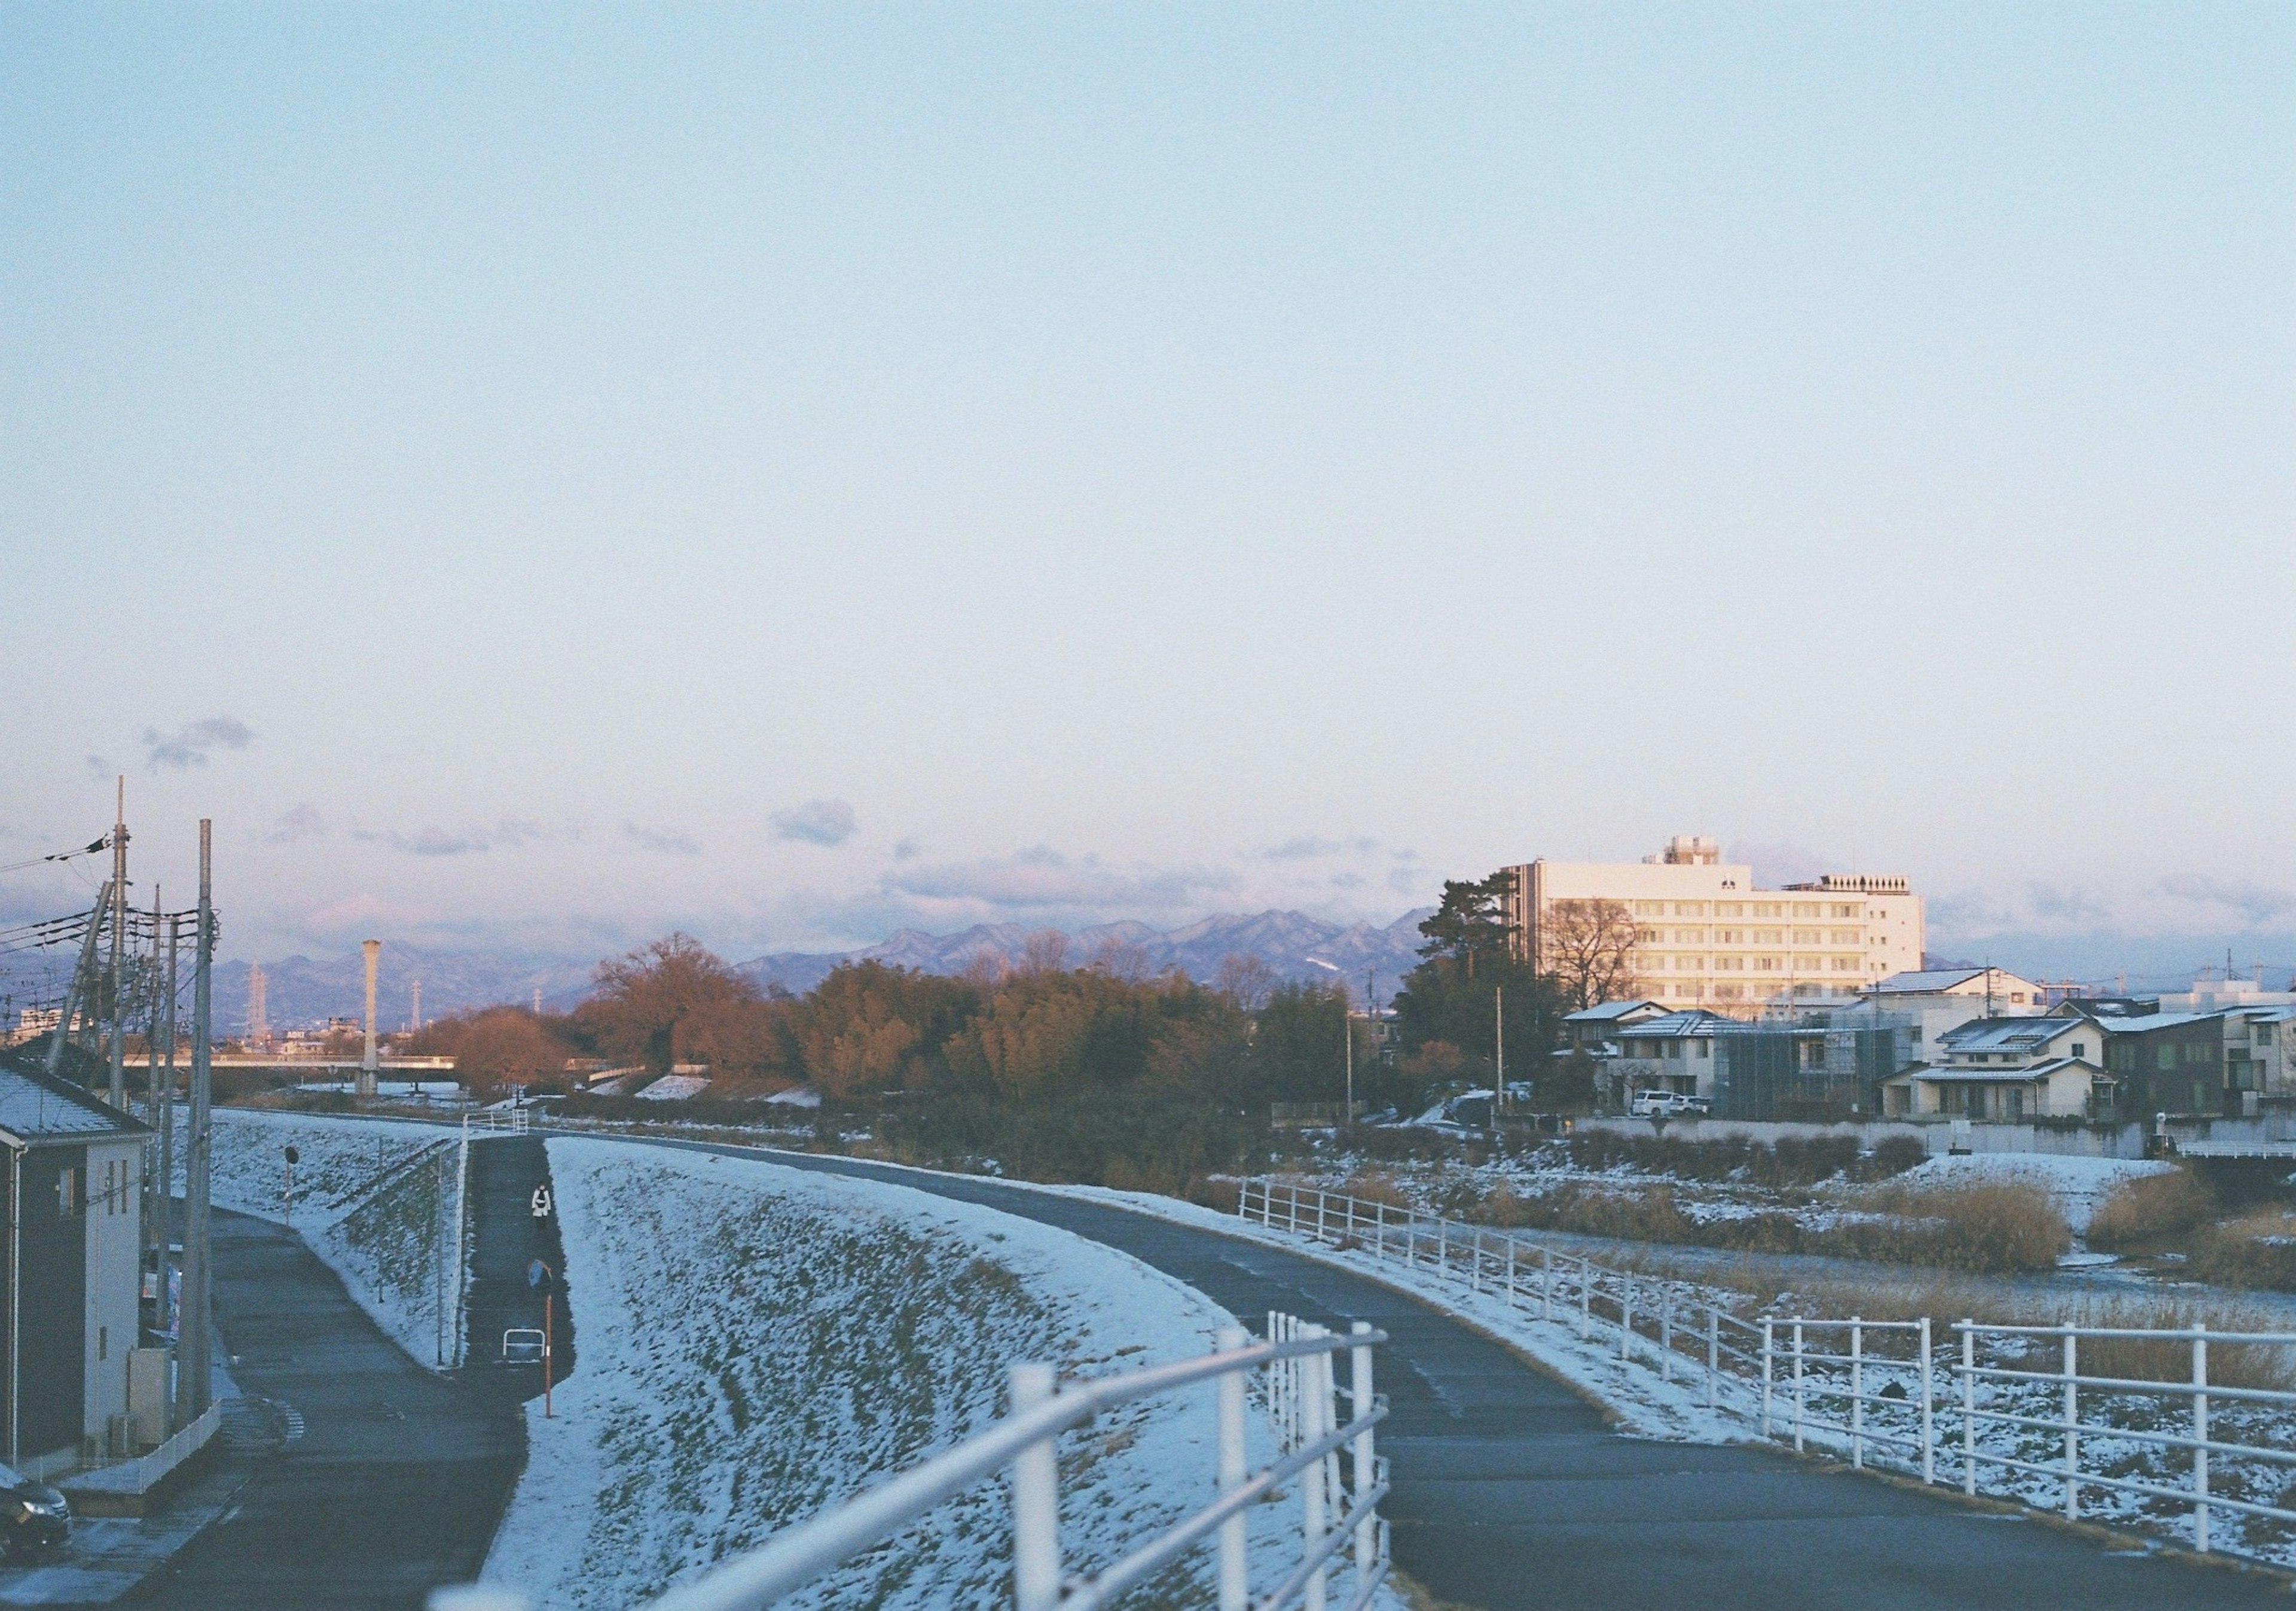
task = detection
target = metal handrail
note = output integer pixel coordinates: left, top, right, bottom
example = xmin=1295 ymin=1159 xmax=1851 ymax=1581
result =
xmin=628 ymin=1317 xmax=1388 ymax=1611
xmin=1239 ymin=1178 xmax=2296 ymax=1565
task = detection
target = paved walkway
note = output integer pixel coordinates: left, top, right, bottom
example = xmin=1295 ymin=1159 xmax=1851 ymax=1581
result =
xmin=637 ymin=1141 xmax=2293 ymax=1611
xmin=128 ymin=1209 xmax=525 ymax=1611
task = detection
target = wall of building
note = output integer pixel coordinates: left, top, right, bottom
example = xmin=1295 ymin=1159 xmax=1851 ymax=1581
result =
xmin=83 ymin=1138 xmax=141 ymax=1442
xmin=1507 ymin=843 xmax=1927 ymax=1019
xmin=9 ymin=1144 xmax=88 ymax=1464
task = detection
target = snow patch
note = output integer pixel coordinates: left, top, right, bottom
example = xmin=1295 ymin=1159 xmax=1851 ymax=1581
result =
xmin=1901 ymin=1152 xmax=2174 ymax=1234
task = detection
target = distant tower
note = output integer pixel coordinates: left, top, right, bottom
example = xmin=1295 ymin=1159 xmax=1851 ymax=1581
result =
xmin=248 ymin=962 xmax=270 ymax=1046
xmin=411 ymin=979 xmax=423 ymax=1032
xmin=358 ymin=940 xmax=381 ymax=1099
xmin=533 ymin=986 xmax=542 ymax=1016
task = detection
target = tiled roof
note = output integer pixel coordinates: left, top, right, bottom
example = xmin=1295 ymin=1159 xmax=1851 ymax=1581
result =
xmin=1564 ymin=1000 xmax=1665 ymax=1022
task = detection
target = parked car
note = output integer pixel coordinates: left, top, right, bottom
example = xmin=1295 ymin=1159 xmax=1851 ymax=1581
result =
xmin=1 ymin=1462 xmax=70 ymax=1560
xmin=1628 ymin=1090 xmax=1709 ymax=1118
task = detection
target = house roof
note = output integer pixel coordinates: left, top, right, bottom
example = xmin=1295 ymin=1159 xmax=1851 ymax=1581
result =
xmin=1564 ymin=999 xmax=1666 ymax=1023
xmin=1868 ymin=969 xmax=1998 ymax=995
xmin=0 ymin=1060 xmax=149 ymax=1145
xmin=2083 ymin=1010 xmax=2224 ymax=1035
xmin=1613 ymin=1009 xmax=1761 ymax=1040
xmin=1939 ymin=1017 xmax=2094 ymax=1055
xmin=1886 ymin=1056 xmax=2103 ymax=1087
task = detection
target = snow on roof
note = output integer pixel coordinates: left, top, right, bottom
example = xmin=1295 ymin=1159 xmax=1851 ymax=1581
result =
xmin=1888 ymin=1056 xmax=2100 ymax=1085
xmin=1564 ymin=999 xmax=1665 ymax=1022
xmin=2083 ymin=1010 xmax=2225 ymax=1034
xmin=635 ymin=1073 xmax=711 ymax=1102
xmin=0 ymin=1065 xmax=147 ymax=1142
xmin=1612 ymin=1009 xmax=1748 ymax=1038
xmin=1868 ymin=969 xmax=1992 ymax=993
xmin=1939 ymin=1016 xmax=2089 ymax=1053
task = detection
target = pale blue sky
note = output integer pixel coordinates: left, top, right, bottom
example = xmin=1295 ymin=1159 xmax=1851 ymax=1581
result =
xmin=4 ymin=4 xmax=2291 ymax=973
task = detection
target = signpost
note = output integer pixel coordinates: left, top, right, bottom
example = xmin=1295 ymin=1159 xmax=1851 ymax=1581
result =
xmin=283 ymin=1144 xmax=300 ymax=1226
xmin=527 ymin=1257 xmax=557 ymax=1419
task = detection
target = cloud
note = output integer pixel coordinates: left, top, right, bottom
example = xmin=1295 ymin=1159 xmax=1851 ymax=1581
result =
xmin=1262 ymin=835 xmax=1381 ymax=861
xmin=2027 ymin=884 xmax=2112 ymax=927
xmin=891 ymin=838 xmax=921 ymax=861
xmin=353 ymin=826 xmax=484 ymax=857
xmin=84 ymin=754 xmax=109 ymax=780
xmin=624 ymin=821 xmax=701 ymax=856
xmin=2155 ymin=875 xmax=2296 ymax=927
xmin=144 ymin=716 xmax=257 ymax=769
xmin=880 ymin=846 xmax=1236 ymax=915
xmin=349 ymin=818 xmax=554 ymax=857
xmin=268 ymin=804 xmax=327 ymax=844
xmin=772 ymin=799 xmax=858 ymax=846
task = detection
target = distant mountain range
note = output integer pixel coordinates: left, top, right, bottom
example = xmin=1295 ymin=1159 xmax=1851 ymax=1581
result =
xmin=738 ymin=909 xmax=1436 ymax=1004
xmin=201 ymin=907 xmax=1439 ymax=1032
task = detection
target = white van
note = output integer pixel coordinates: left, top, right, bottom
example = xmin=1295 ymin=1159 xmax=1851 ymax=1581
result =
xmin=1628 ymin=1090 xmax=1709 ymax=1118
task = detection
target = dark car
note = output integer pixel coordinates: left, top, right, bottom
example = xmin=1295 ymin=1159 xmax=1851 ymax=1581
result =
xmin=1 ymin=1462 xmax=70 ymax=1560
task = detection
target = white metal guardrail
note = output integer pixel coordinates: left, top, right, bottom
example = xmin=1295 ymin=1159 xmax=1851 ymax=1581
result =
xmin=444 ymin=1316 xmax=1393 ymax=1611
xmin=1240 ymin=1178 xmax=2296 ymax=1563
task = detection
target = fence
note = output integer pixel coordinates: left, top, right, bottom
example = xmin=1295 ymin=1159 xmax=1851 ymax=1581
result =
xmin=53 ymin=1399 xmax=222 ymax=1499
xmin=1239 ymin=1178 xmax=2296 ymax=1563
xmin=448 ymin=1316 xmax=1393 ymax=1611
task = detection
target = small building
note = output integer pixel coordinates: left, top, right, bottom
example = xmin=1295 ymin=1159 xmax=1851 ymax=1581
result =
xmin=1560 ymin=999 xmax=1666 ymax=1052
xmin=1935 ymin=1014 xmax=2105 ymax=1070
xmin=1605 ymin=1010 xmax=1916 ymax=1120
xmin=1860 ymin=968 xmax=2047 ymax=1068
xmin=0 ymin=1059 xmax=146 ymax=1468
xmin=1880 ymin=1056 xmax=2106 ymax=1120
xmin=2072 ymin=1008 xmax=2239 ymax=1117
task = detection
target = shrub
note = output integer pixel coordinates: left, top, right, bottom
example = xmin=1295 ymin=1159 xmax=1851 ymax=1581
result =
xmin=1845 ymin=1181 xmax=2070 ymax=1273
xmin=2086 ymin=1169 xmax=2215 ymax=1252
xmin=2190 ymin=1209 xmax=2296 ymax=1292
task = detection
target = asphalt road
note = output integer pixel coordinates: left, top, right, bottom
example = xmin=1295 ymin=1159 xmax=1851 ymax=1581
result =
xmin=464 ymin=1135 xmax=577 ymax=1383
xmin=127 ymin=1210 xmax=525 ymax=1611
xmin=628 ymin=1139 xmax=2294 ymax=1611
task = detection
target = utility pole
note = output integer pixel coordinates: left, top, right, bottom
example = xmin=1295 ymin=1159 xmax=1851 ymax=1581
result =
xmin=48 ymin=881 xmax=112 ymax=1079
xmin=180 ymin=821 xmax=215 ymax=1429
xmin=411 ymin=979 xmax=422 ymax=1032
xmin=108 ymin=778 xmax=129 ymax=1109
xmin=158 ymin=914 xmax=179 ymax=1341
xmin=1344 ymin=1003 xmax=1354 ymax=1127
xmin=1494 ymin=985 xmax=1505 ymax=1120
xmin=143 ymin=883 xmax=163 ymax=1323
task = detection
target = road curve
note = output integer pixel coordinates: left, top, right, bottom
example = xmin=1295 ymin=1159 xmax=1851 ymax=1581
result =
xmin=616 ymin=1137 xmax=2289 ymax=1611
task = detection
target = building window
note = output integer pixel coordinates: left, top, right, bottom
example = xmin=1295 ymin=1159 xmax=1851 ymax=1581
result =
xmin=2072 ymin=1042 xmax=2087 ymax=1060
xmin=1831 ymin=956 xmax=1858 ymax=971
xmin=1715 ymin=984 xmax=1744 ymax=1000
xmin=2157 ymin=1046 xmax=2176 ymax=1071
xmin=1793 ymin=928 xmax=1821 ymax=944
xmin=1675 ymin=902 xmax=1708 ymax=917
xmin=1754 ymin=956 xmax=1781 ymax=971
xmin=1634 ymin=901 xmax=1665 ymax=916
xmin=1793 ymin=902 xmax=1821 ymax=918
xmin=1754 ymin=928 xmax=1783 ymax=944
xmin=1831 ymin=903 xmax=1859 ymax=919
xmin=1717 ymin=903 xmax=1744 ymax=918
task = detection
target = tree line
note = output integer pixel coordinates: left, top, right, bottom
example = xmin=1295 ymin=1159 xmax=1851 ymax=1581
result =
xmin=408 ymin=869 xmax=1646 ymax=1111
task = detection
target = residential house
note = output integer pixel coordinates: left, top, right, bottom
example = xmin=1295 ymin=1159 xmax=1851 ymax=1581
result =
xmin=1559 ymin=999 xmax=1666 ymax=1053
xmin=0 ymin=1059 xmax=146 ymax=1468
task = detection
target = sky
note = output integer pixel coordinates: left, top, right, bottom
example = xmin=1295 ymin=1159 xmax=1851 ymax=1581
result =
xmin=3 ymin=4 xmax=2292 ymax=983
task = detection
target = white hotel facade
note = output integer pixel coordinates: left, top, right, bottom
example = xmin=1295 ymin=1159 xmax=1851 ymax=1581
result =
xmin=1503 ymin=836 xmax=1925 ymax=1018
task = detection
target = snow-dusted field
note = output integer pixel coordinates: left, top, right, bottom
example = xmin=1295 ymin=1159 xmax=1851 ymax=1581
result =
xmin=487 ymin=1139 xmax=1384 ymax=1611
xmin=1899 ymin=1152 xmax=2174 ymax=1236
xmin=191 ymin=1109 xmax=463 ymax=1367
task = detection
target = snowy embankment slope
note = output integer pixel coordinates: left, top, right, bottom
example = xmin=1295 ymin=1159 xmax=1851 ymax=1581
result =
xmin=193 ymin=1109 xmax=462 ymax=1366
xmin=487 ymin=1138 xmax=1388 ymax=1611
xmin=1900 ymin=1151 xmax=2173 ymax=1236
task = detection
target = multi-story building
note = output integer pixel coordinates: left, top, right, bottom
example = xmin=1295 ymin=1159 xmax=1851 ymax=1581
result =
xmin=1504 ymin=835 xmax=1925 ymax=1017
xmin=1858 ymin=967 xmax=2048 ymax=1067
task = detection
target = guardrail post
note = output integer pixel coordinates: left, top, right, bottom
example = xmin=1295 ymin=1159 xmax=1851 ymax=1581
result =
xmin=1505 ymin=1236 xmax=1517 ymax=1309
xmin=1619 ymin=1277 xmax=1633 ymax=1362
xmin=1761 ymin=1319 xmax=1774 ymax=1436
xmin=1436 ymin=1218 xmax=1448 ymax=1277
xmin=1009 ymin=1363 xmax=1062 ymax=1611
xmin=1849 ymin=1319 xmax=1864 ymax=1469
xmin=1660 ymin=1288 xmax=1673 ymax=1384
xmin=1217 ymin=1328 xmax=1250 ymax=1611
xmin=1351 ymin=1322 xmax=1377 ymax=1585
xmin=2193 ymin=1323 xmax=2210 ymax=1553
xmin=1373 ymin=1200 xmax=1385 ymax=1260
xmin=1792 ymin=1321 xmax=1806 ymax=1453
xmin=1918 ymin=1316 xmax=1934 ymax=1485
xmin=1302 ymin=1329 xmax=1330 ymax=1611
xmin=1961 ymin=1326 xmax=1977 ymax=1497
xmin=1316 ymin=1190 xmax=1329 ymax=1243
xmin=1706 ymin=1306 xmax=1719 ymax=1410
xmin=2062 ymin=1326 xmax=2079 ymax=1520
xmin=1287 ymin=1186 xmax=1300 ymax=1236
xmin=1578 ymin=1260 xmax=1590 ymax=1341
xmin=1540 ymin=1247 xmax=1553 ymax=1322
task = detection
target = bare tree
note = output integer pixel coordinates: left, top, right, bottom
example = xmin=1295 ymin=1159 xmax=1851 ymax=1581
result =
xmin=1542 ymin=899 xmax=1644 ymax=1011
xmin=1088 ymin=937 xmax=1152 ymax=982
xmin=1019 ymin=929 xmax=1070 ymax=976
xmin=1213 ymin=952 xmax=1277 ymax=1012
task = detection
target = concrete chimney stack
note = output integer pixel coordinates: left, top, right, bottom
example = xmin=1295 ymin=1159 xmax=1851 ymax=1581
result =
xmin=359 ymin=939 xmax=381 ymax=1098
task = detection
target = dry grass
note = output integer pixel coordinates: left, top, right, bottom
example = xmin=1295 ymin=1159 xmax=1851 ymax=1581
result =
xmin=2191 ymin=1208 xmax=2296 ymax=1292
xmin=1843 ymin=1181 xmax=2071 ymax=1273
xmin=2086 ymin=1168 xmax=2215 ymax=1252
xmin=1340 ymin=1171 xmax=1414 ymax=1209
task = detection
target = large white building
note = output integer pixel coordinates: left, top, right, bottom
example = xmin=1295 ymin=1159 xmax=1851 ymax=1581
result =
xmin=1504 ymin=834 xmax=1925 ymax=1017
